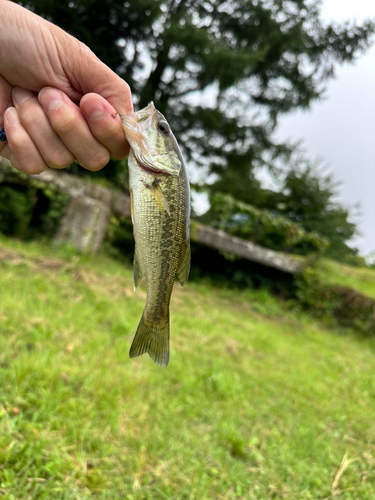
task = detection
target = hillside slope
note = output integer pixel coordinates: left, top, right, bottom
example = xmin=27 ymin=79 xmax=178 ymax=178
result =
xmin=318 ymin=258 xmax=375 ymax=300
xmin=0 ymin=236 xmax=374 ymax=499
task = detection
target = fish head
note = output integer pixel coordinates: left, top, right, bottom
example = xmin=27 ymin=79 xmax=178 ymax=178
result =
xmin=121 ymin=102 xmax=182 ymax=176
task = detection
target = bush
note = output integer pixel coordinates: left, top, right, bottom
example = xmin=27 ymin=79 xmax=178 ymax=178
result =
xmin=295 ymin=267 xmax=375 ymax=336
xmin=0 ymin=184 xmax=36 ymax=237
xmin=0 ymin=167 xmax=69 ymax=240
xmin=202 ymin=192 xmax=329 ymax=256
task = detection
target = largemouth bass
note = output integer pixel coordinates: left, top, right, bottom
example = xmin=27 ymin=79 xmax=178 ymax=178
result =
xmin=121 ymin=102 xmax=190 ymax=367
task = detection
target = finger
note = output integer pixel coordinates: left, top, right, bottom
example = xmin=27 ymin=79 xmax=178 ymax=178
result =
xmin=38 ymin=87 xmax=110 ymax=171
xmin=4 ymin=107 xmax=47 ymax=175
xmin=0 ymin=75 xmax=13 ymax=156
xmin=13 ymin=87 xmax=75 ymax=169
xmin=80 ymin=93 xmax=129 ymax=159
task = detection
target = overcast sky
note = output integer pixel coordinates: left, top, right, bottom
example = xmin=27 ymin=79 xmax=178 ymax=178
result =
xmin=276 ymin=0 xmax=375 ymax=256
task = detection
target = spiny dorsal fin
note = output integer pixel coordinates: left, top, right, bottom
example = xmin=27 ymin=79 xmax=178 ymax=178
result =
xmin=177 ymin=241 xmax=190 ymax=286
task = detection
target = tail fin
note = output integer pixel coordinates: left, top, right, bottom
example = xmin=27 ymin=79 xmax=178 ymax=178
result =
xmin=129 ymin=312 xmax=170 ymax=367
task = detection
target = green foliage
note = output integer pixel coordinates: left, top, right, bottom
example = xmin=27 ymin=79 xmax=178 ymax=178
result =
xmin=295 ymin=266 xmax=375 ymax=336
xmin=105 ymin=211 xmax=297 ymax=292
xmin=67 ymin=157 xmax=130 ymax=188
xmin=14 ymin=0 xmax=374 ymax=263
xmin=317 ymin=258 xmax=375 ymax=298
xmin=0 ymin=168 xmax=69 ymax=240
xmin=19 ymin=0 xmax=375 ymax=176
xmin=201 ymin=191 xmax=329 ymax=255
xmin=210 ymin=161 xmax=359 ymax=261
xmin=105 ymin=214 xmax=134 ymax=261
xmin=0 ymin=185 xmax=35 ymax=237
xmin=1 ymin=237 xmax=375 ymax=499
xmin=265 ymin=164 xmax=359 ymax=261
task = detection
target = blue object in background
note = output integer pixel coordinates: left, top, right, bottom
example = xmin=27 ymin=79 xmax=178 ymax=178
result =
xmin=0 ymin=128 xmax=7 ymax=142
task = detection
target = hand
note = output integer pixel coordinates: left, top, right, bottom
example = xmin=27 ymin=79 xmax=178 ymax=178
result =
xmin=0 ymin=80 xmax=129 ymax=174
xmin=0 ymin=1 xmax=133 ymax=174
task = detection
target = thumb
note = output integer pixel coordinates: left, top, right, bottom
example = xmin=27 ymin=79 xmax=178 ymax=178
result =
xmin=60 ymin=35 xmax=133 ymax=117
xmin=87 ymin=61 xmax=134 ymax=118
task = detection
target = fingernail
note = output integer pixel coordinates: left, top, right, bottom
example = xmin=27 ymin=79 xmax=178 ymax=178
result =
xmin=39 ymin=87 xmax=64 ymax=111
xmin=81 ymin=96 xmax=105 ymax=118
xmin=13 ymin=87 xmax=33 ymax=106
xmin=6 ymin=108 xmax=19 ymax=124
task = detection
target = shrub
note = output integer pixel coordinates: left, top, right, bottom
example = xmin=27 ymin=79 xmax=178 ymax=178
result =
xmin=296 ymin=267 xmax=375 ymax=336
xmin=0 ymin=166 xmax=69 ymax=240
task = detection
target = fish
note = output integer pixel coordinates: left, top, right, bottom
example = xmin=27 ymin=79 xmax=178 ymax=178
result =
xmin=121 ymin=102 xmax=190 ymax=367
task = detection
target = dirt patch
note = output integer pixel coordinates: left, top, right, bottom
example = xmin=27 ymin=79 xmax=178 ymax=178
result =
xmin=0 ymin=245 xmax=135 ymax=299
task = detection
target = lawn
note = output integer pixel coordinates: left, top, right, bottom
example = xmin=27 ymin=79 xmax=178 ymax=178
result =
xmin=0 ymin=236 xmax=374 ymax=499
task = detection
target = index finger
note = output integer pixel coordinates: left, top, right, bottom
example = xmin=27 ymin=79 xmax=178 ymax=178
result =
xmin=80 ymin=93 xmax=130 ymax=159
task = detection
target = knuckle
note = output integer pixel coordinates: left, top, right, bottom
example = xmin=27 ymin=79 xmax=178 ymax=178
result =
xmin=11 ymin=156 xmax=46 ymax=175
xmin=8 ymin=154 xmax=20 ymax=171
xmin=53 ymin=110 xmax=79 ymax=136
xmin=82 ymin=149 xmax=110 ymax=171
xmin=27 ymin=164 xmax=47 ymax=175
xmin=101 ymin=120 xmax=119 ymax=138
xmin=122 ymin=82 xmax=131 ymax=97
xmin=17 ymin=105 xmax=40 ymax=128
xmin=47 ymin=152 xmax=75 ymax=170
xmin=120 ymin=78 xmax=131 ymax=96
xmin=8 ymin=132 xmax=25 ymax=151
xmin=110 ymin=142 xmax=130 ymax=160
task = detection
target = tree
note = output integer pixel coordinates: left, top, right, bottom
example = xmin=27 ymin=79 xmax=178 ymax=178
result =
xmin=265 ymin=163 xmax=359 ymax=260
xmin=201 ymin=161 xmax=359 ymax=260
xmin=18 ymin=0 xmax=375 ymax=182
xmin=13 ymin=0 xmax=374 ymax=261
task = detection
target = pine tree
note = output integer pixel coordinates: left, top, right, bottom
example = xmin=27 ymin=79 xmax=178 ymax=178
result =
xmin=16 ymin=0 xmax=375 ymax=258
xmin=20 ymin=0 xmax=374 ymax=177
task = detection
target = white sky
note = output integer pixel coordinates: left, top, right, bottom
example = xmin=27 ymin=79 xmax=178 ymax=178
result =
xmin=276 ymin=0 xmax=375 ymax=256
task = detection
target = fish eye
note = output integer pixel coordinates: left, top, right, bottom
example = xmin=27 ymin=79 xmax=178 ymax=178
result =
xmin=158 ymin=121 xmax=170 ymax=135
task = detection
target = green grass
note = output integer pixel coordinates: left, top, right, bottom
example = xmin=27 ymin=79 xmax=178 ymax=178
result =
xmin=1 ymin=236 xmax=375 ymax=499
xmin=317 ymin=259 xmax=375 ymax=299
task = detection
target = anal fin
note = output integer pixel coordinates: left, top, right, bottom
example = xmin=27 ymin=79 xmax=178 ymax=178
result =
xmin=177 ymin=241 xmax=190 ymax=286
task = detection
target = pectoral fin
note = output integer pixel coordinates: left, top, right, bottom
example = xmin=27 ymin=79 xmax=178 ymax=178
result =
xmin=177 ymin=241 xmax=190 ymax=286
xmin=150 ymin=183 xmax=170 ymax=216
xmin=133 ymin=249 xmax=144 ymax=290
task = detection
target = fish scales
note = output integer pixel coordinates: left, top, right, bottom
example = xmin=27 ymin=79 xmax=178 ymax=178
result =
xmin=122 ymin=102 xmax=190 ymax=367
xmin=132 ymin=160 xmax=189 ymax=318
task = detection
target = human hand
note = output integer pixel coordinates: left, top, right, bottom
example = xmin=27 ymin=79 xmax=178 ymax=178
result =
xmin=0 ymin=1 xmax=133 ymax=174
xmin=0 ymin=79 xmax=129 ymax=174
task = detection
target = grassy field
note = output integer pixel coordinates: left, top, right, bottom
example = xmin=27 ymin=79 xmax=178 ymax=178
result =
xmin=0 ymin=236 xmax=375 ymax=499
xmin=317 ymin=259 xmax=375 ymax=300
